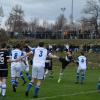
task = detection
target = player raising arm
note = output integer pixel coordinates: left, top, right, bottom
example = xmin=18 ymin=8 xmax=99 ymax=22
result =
xmin=19 ymin=42 xmax=59 ymax=98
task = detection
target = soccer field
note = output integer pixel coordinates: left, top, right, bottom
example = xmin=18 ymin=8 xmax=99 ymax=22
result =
xmin=1 ymin=52 xmax=100 ymax=100
xmin=4 ymin=66 xmax=100 ymax=100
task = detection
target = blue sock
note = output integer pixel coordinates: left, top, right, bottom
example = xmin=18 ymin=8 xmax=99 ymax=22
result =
xmin=81 ymin=74 xmax=85 ymax=82
xmin=15 ymin=80 xmax=18 ymax=87
xmin=98 ymin=80 xmax=100 ymax=91
xmin=34 ymin=85 xmax=40 ymax=97
xmin=11 ymin=79 xmax=16 ymax=86
xmin=26 ymin=72 xmax=31 ymax=81
xmin=26 ymin=82 xmax=33 ymax=92
xmin=20 ymin=71 xmax=26 ymax=83
xmin=76 ymin=73 xmax=79 ymax=82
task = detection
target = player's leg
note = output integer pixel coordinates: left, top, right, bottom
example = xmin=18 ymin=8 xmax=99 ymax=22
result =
xmin=0 ymin=77 xmax=2 ymax=95
xmin=97 ymin=77 xmax=100 ymax=92
xmin=34 ymin=79 xmax=42 ymax=98
xmin=1 ymin=78 xmax=6 ymax=97
xmin=58 ymin=63 xmax=66 ymax=83
xmin=20 ymin=71 xmax=27 ymax=85
xmin=81 ymin=69 xmax=86 ymax=84
xmin=25 ymin=67 xmax=37 ymax=96
xmin=25 ymin=78 xmax=36 ymax=96
xmin=75 ymin=67 xmax=80 ymax=84
xmin=11 ymin=65 xmax=20 ymax=92
xmin=20 ymin=63 xmax=27 ymax=85
xmin=25 ymin=66 xmax=31 ymax=81
xmin=48 ymin=61 xmax=53 ymax=78
xmin=33 ymin=67 xmax=44 ymax=98
xmin=44 ymin=63 xmax=49 ymax=79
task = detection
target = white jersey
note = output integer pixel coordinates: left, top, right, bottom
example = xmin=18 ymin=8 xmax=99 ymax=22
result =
xmin=11 ymin=49 xmax=23 ymax=65
xmin=10 ymin=49 xmax=23 ymax=77
xmin=77 ymin=55 xmax=87 ymax=69
xmin=32 ymin=47 xmax=48 ymax=67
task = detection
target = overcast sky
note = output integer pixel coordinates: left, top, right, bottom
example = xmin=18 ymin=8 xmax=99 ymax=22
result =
xmin=0 ymin=0 xmax=93 ymax=26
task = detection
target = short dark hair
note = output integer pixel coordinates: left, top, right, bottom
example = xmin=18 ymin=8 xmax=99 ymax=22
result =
xmin=81 ymin=51 xmax=84 ymax=55
xmin=1 ymin=43 xmax=6 ymax=48
xmin=39 ymin=42 xmax=44 ymax=47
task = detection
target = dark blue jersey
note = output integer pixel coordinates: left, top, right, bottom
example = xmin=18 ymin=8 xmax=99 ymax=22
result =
xmin=0 ymin=49 xmax=9 ymax=70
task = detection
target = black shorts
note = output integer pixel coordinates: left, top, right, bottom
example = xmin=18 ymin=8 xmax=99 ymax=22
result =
xmin=45 ymin=62 xmax=52 ymax=70
xmin=59 ymin=58 xmax=69 ymax=69
xmin=0 ymin=70 xmax=8 ymax=77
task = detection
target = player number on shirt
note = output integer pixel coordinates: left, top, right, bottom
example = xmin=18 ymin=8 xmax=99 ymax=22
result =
xmin=39 ymin=51 xmax=43 ymax=57
xmin=0 ymin=53 xmax=4 ymax=64
xmin=14 ymin=53 xmax=18 ymax=59
xmin=81 ymin=59 xmax=84 ymax=63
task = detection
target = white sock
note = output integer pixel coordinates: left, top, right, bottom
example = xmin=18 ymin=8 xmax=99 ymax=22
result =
xmin=2 ymin=84 xmax=6 ymax=96
xmin=45 ymin=70 xmax=49 ymax=75
xmin=59 ymin=73 xmax=63 ymax=79
xmin=0 ymin=82 xmax=2 ymax=94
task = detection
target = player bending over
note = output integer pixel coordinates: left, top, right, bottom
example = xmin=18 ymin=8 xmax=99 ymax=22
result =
xmin=58 ymin=50 xmax=74 ymax=83
xmin=75 ymin=51 xmax=87 ymax=84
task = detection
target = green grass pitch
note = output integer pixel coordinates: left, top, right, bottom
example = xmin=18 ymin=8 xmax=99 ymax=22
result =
xmin=1 ymin=52 xmax=100 ymax=100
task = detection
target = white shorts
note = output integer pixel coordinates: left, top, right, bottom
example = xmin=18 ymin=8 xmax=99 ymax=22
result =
xmin=11 ymin=62 xmax=22 ymax=78
xmin=21 ymin=62 xmax=29 ymax=72
xmin=32 ymin=66 xmax=44 ymax=79
xmin=77 ymin=67 xmax=86 ymax=74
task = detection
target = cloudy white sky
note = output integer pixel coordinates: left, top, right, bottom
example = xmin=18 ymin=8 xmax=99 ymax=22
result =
xmin=0 ymin=0 xmax=96 ymax=27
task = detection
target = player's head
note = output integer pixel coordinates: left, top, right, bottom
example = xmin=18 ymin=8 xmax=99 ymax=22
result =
xmin=0 ymin=43 xmax=6 ymax=49
xmin=81 ymin=51 xmax=84 ymax=55
xmin=39 ymin=42 xmax=44 ymax=47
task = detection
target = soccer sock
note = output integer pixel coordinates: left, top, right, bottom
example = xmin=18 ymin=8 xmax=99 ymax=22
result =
xmin=26 ymin=82 xmax=33 ymax=92
xmin=45 ymin=70 xmax=49 ymax=75
xmin=0 ymin=82 xmax=2 ymax=94
xmin=34 ymin=85 xmax=40 ymax=97
xmin=81 ymin=73 xmax=85 ymax=82
xmin=2 ymin=84 xmax=6 ymax=96
xmin=11 ymin=79 xmax=16 ymax=85
xmin=98 ymin=80 xmax=100 ymax=91
xmin=26 ymin=72 xmax=31 ymax=81
xmin=59 ymin=73 xmax=63 ymax=80
xmin=76 ymin=73 xmax=79 ymax=82
xmin=20 ymin=71 xmax=26 ymax=83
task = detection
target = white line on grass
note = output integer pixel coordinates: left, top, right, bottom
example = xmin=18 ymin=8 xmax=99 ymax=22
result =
xmin=30 ymin=90 xmax=97 ymax=100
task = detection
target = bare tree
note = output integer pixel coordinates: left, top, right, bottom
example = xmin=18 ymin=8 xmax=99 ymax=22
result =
xmin=6 ymin=5 xmax=25 ymax=33
xmin=54 ymin=14 xmax=67 ymax=38
xmin=82 ymin=0 xmax=100 ymax=37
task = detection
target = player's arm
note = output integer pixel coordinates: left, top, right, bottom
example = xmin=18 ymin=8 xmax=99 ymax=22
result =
xmin=19 ymin=51 xmax=33 ymax=61
xmin=48 ymin=53 xmax=59 ymax=59
xmin=26 ymin=44 xmax=33 ymax=51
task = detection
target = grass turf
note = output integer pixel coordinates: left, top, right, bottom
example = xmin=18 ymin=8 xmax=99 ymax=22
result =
xmin=2 ymin=67 xmax=100 ymax=100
